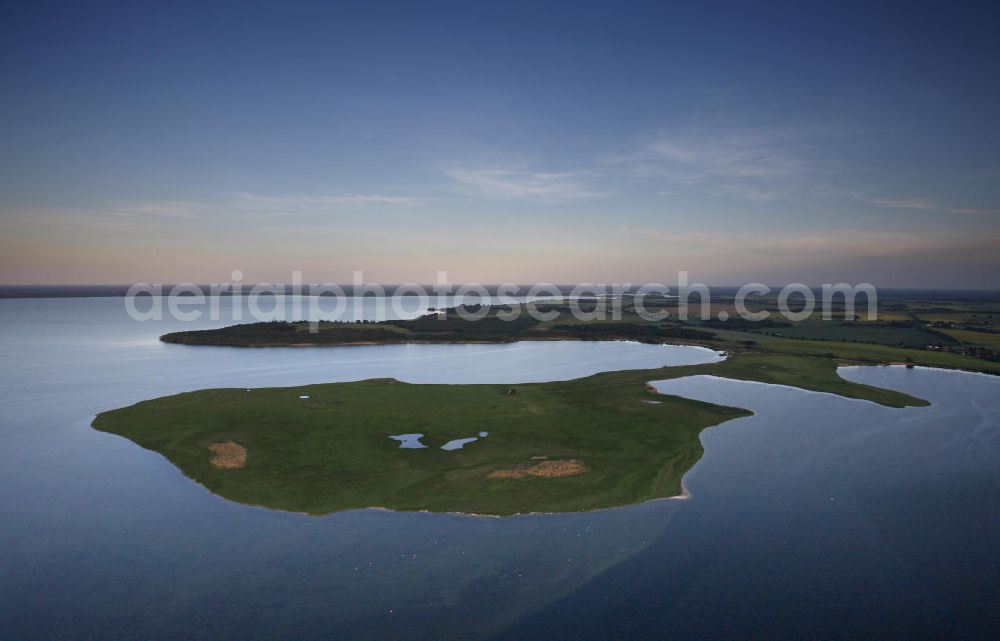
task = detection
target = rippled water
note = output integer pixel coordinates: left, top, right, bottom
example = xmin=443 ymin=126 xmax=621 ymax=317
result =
xmin=0 ymin=298 xmax=997 ymax=640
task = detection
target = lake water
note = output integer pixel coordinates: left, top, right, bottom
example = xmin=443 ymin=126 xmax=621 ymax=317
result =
xmin=1 ymin=298 xmax=997 ymax=640
xmin=389 ymin=434 xmax=429 ymax=449
xmin=440 ymin=436 xmax=484 ymax=451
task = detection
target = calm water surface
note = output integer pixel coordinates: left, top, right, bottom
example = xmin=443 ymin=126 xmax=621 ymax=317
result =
xmin=0 ymin=298 xmax=997 ymax=640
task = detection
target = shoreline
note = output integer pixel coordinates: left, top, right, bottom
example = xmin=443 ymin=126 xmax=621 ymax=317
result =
xmin=94 ymin=358 xmax=999 ymax=519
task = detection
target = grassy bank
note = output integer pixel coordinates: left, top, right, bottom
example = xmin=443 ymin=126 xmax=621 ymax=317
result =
xmin=92 ymin=352 xmax=926 ymax=516
xmin=159 ymin=296 xmax=1000 ymax=375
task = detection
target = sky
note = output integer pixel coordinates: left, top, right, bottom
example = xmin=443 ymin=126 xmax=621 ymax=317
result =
xmin=1 ymin=0 xmax=998 ymax=287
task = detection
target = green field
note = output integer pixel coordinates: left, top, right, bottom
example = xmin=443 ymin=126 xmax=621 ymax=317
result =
xmin=915 ymin=312 xmax=998 ymax=325
xmin=703 ymin=327 xmax=1000 ymax=373
xmin=713 ymin=318 xmax=956 ymax=348
xmin=934 ymin=328 xmax=1000 ymax=349
xmin=92 ymin=353 xmax=926 ymax=516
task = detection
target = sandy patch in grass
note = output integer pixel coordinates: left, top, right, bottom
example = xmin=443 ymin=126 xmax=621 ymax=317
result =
xmin=207 ymin=441 xmax=247 ymax=469
xmin=489 ymin=459 xmax=588 ymax=479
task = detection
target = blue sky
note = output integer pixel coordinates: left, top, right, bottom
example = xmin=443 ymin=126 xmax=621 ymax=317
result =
xmin=1 ymin=0 xmax=998 ymax=286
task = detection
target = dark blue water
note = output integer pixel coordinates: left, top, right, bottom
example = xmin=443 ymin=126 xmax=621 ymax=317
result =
xmin=0 ymin=298 xmax=997 ymax=640
xmin=496 ymin=372 xmax=1000 ymax=640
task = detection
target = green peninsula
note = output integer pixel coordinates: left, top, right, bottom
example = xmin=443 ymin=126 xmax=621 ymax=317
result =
xmin=92 ymin=353 xmax=926 ymax=516
xmin=159 ymin=295 xmax=1000 ymax=375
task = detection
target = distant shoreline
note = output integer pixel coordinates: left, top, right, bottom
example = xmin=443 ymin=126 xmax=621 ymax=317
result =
xmin=3 ymin=285 xmax=999 ymax=300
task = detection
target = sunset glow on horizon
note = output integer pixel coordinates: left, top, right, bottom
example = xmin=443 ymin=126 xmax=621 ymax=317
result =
xmin=2 ymin=1 xmax=998 ymax=287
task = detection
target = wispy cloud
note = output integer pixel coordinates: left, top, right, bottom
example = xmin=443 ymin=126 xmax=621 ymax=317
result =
xmin=105 ymin=201 xmax=218 ymax=221
xmin=609 ymin=126 xmax=820 ymax=202
xmin=858 ymin=194 xmax=999 ymax=216
xmin=444 ymin=168 xmax=609 ymax=203
xmin=110 ymin=191 xmax=424 ymax=222
xmin=0 ymin=190 xmax=427 ymax=239
xmin=636 ymin=228 xmax=1000 ymax=262
xmin=648 ymin=130 xmax=803 ymax=179
xmin=230 ymin=192 xmax=423 ymax=208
